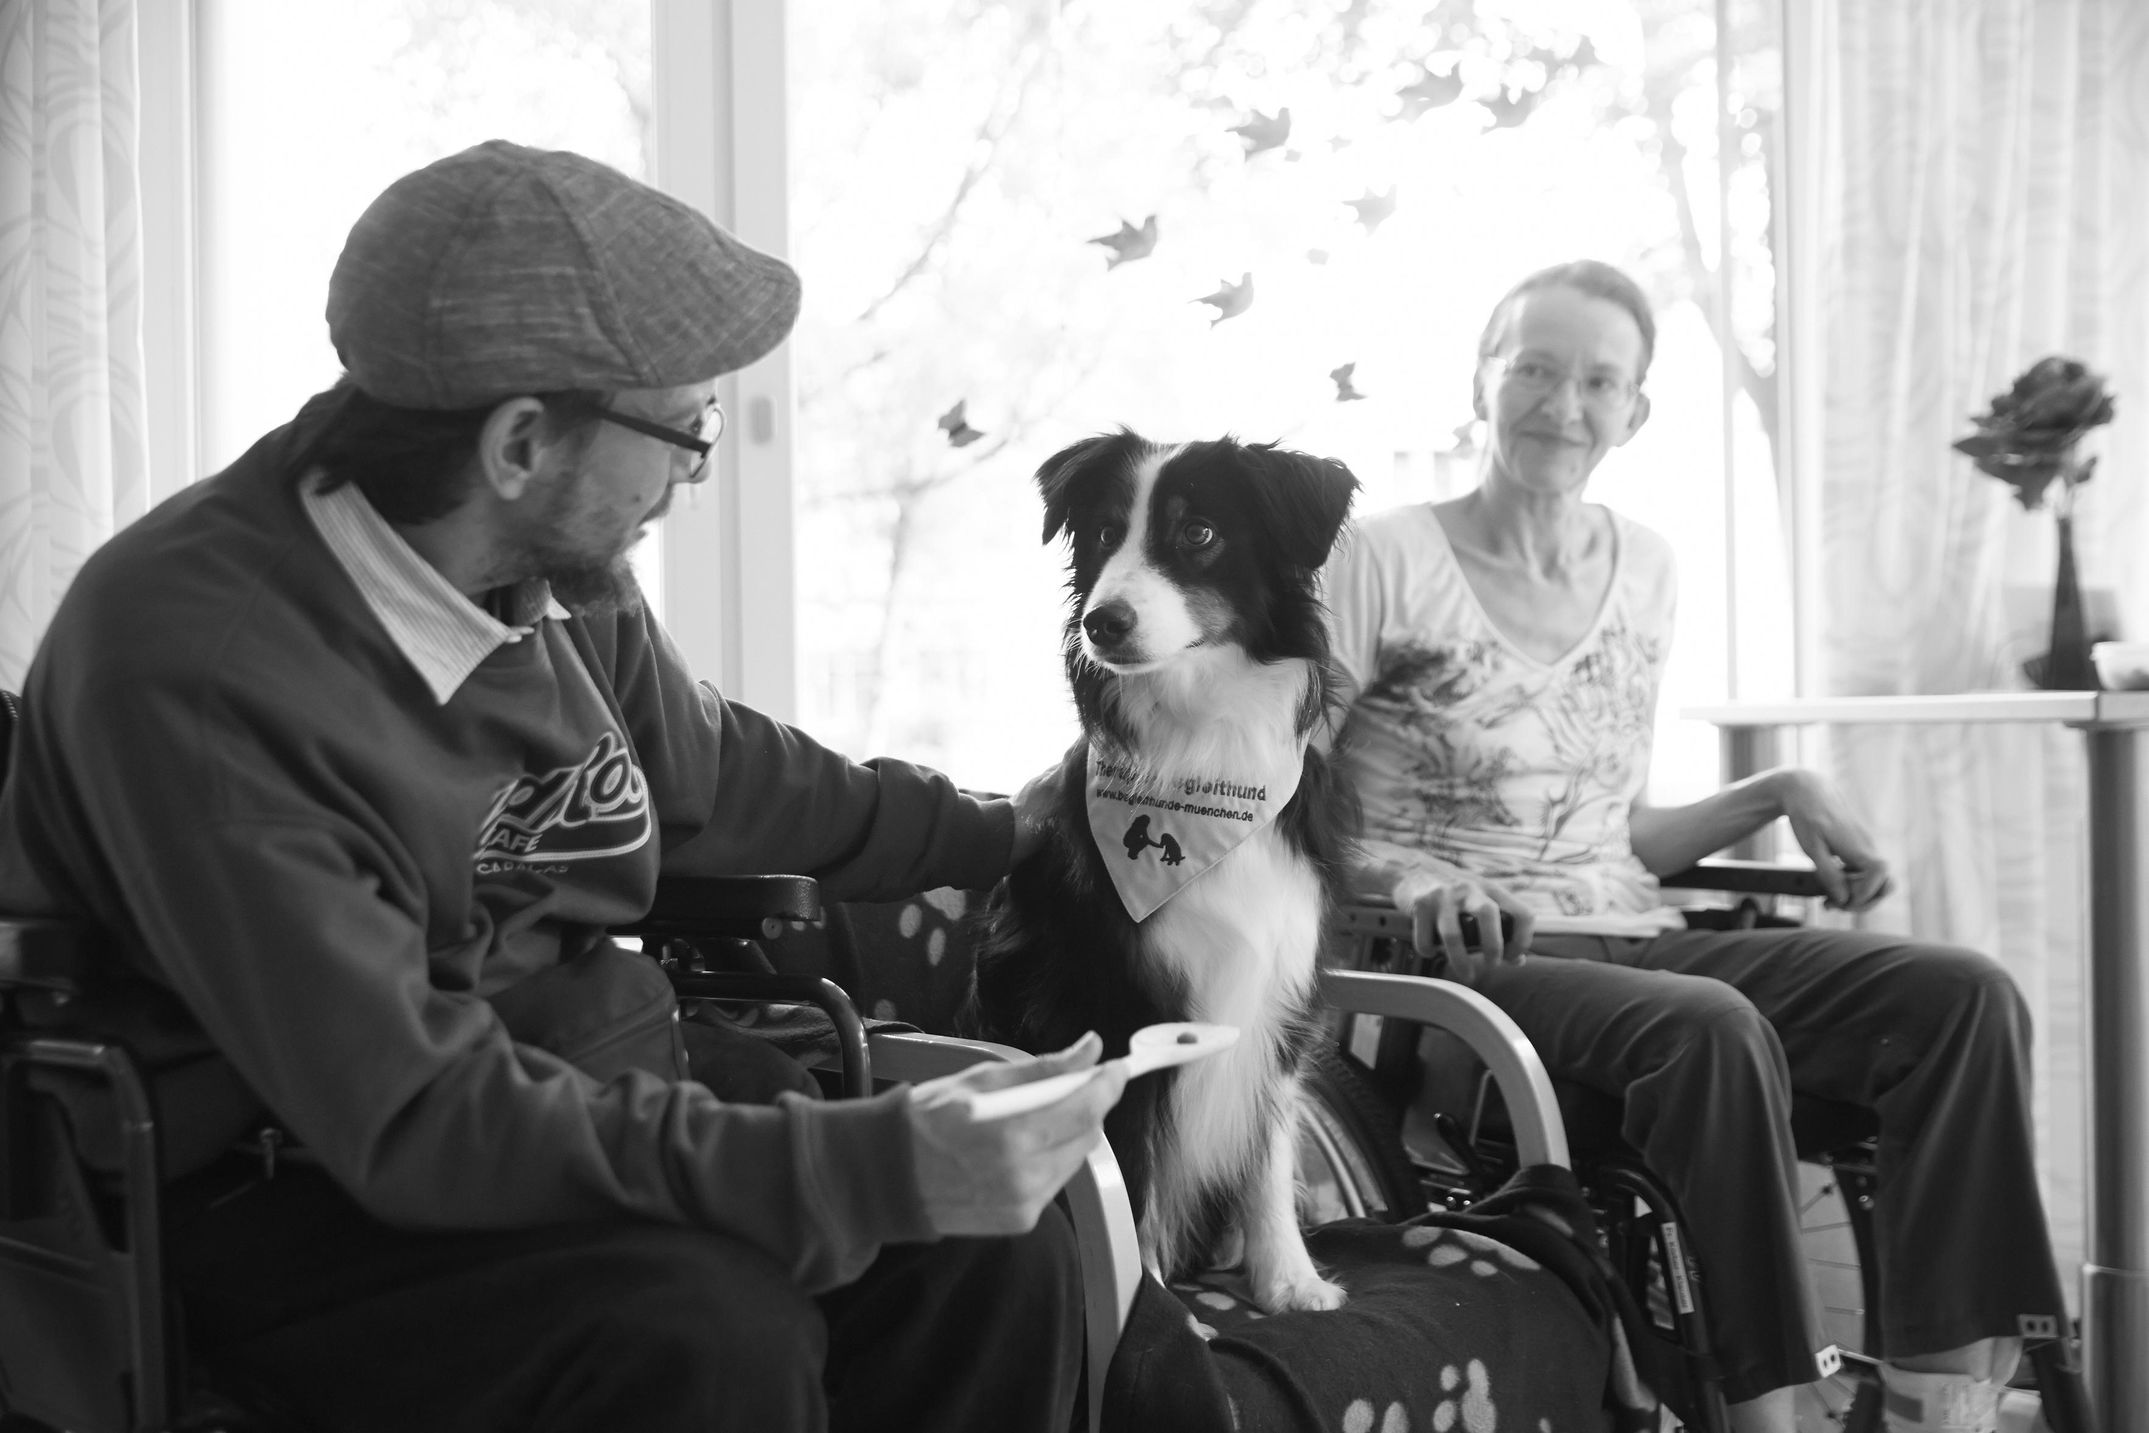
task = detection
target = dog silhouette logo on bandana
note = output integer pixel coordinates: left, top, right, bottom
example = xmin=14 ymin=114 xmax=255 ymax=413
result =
xmin=1086 ymin=740 xmax=1306 ymax=921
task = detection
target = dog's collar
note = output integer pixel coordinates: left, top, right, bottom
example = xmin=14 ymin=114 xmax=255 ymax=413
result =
xmin=1084 ymin=739 xmax=1308 ymax=921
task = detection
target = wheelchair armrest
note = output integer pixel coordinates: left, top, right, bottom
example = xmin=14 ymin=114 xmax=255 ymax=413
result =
xmin=626 ymin=875 xmax=825 ymax=941
xmin=624 ymin=877 xmax=861 ymax=1096
xmin=1656 ymin=857 xmax=1826 ymax=899
xmin=1317 ymin=968 xmax=1570 ymax=1170
xmin=868 ymin=1030 xmax=1139 ymax=1433
xmin=1331 ymin=901 xmax=1516 ymax=950
xmin=0 ymin=1027 xmax=177 ymax=1430
xmin=0 ymin=915 xmax=115 ymax=999
xmin=0 ymin=1029 xmax=162 ymax=1211
xmin=667 ymin=971 xmax=872 ymax=1100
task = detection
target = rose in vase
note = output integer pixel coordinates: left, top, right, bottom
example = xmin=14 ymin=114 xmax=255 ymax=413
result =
xmin=1954 ymin=355 xmax=2119 ymax=689
xmin=1952 ymin=354 xmax=2116 ymax=511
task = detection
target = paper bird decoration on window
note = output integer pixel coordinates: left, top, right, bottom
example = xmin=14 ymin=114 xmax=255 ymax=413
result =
xmin=1194 ymin=273 xmax=1254 ymax=326
xmin=1481 ymin=89 xmax=1540 ymax=129
xmin=937 ymin=400 xmax=985 ymax=447
xmin=1395 ymin=68 xmax=1464 ymax=120
xmin=1088 ymin=215 xmax=1158 ymax=269
xmin=1230 ymin=108 xmax=1291 ymax=156
xmin=1331 ymin=363 xmax=1366 ymax=402
xmin=1347 ymin=188 xmax=1397 ymax=233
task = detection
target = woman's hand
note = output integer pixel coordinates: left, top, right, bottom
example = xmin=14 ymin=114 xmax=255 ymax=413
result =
xmin=1390 ymin=866 xmax=1536 ymax=987
xmin=1772 ymin=769 xmax=1893 ymax=911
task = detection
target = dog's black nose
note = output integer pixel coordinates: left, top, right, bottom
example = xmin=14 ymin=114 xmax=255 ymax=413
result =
xmin=1083 ymin=600 xmax=1137 ymax=647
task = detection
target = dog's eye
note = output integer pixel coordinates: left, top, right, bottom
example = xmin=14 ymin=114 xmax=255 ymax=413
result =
xmin=1180 ymin=521 xmax=1218 ymax=550
xmin=1095 ymin=523 xmax=1126 ymax=551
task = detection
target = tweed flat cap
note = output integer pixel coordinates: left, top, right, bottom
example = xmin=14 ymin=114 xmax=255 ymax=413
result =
xmin=327 ymin=140 xmax=801 ymax=410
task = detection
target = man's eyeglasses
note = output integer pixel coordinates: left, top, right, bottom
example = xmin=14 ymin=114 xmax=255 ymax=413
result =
xmin=1482 ymin=355 xmax=1640 ymax=411
xmin=594 ymin=400 xmax=725 ymax=483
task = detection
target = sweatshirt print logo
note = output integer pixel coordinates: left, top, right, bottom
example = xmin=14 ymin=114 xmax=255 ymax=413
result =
xmin=475 ymin=731 xmax=653 ymax=864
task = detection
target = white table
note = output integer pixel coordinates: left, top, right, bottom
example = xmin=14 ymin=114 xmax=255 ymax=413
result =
xmin=1689 ymin=692 xmax=2149 ymax=1431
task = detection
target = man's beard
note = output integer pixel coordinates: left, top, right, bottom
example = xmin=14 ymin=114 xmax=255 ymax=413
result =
xmin=517 ymin=459 xmax=670 ymax=618
xmin=544 ymin=556 xmax=643 ymax=618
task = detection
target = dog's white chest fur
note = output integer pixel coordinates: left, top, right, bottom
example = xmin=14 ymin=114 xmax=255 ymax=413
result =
xmin=1094 ymin=653 xmax=1327 ymax=1208
xmin=1127 ymin=804 xmax=1339 ymax=1310
xmin=1138 ymin=822 xmax=1322 ymax=1185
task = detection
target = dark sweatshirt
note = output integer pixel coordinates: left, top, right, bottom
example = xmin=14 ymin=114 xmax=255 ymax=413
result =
xmin=0 ymin=423 xmax=1013 ymax=1293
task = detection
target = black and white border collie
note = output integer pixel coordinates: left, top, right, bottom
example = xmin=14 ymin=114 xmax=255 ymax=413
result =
xmin=968 ymin=428 xmax=1359 ymax=1313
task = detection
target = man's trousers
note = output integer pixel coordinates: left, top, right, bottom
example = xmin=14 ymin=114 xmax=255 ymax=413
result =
xmin=167 ymin=1150 xmax=1083 ymax=1431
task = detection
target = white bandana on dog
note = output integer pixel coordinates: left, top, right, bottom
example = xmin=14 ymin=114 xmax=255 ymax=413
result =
xmin=1085 ymin=741 xmax=1307 ymax=922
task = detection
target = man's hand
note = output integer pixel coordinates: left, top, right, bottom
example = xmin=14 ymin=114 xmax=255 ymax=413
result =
xmin=1773 ymin=769 xmax=1892 ymax=911
xmin=906 ymin=1032 xmax=1129 ymax=1237
xmin=1392 ymin=867 xmax=1536 ymax=987
xmin=1007 ymin=763 xmax=1064 ymax=867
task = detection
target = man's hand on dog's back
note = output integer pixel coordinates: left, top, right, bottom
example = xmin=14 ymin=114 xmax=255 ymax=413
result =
xmin=906 ymin=1032 xmax=1128 ymax=1237
xmin=1006 ymin=760 xmax=1066 ymax=866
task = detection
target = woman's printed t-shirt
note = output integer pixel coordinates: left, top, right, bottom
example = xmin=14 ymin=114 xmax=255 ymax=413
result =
xmin=1326 ymin=502 xmax=1686 ymax=936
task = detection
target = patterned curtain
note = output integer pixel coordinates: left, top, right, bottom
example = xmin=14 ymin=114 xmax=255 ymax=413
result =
xmin=1800 ymin=0 xmax=2149 ymax=1293
xmin=0 ymin=0 xmax=149 ymax=689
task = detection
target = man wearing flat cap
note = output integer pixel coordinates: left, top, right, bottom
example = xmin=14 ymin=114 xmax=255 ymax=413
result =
xmin=0 ymin=140 xmax=1120 ymax=1432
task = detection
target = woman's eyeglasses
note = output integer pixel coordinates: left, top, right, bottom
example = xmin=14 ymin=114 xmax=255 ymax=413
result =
xmin=594 ymin=401 xmax=725 ymax=482
xmin=1482 ymin=355 xmax=1640 ymax=411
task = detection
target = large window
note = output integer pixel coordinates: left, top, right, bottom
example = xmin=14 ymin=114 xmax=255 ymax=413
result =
xmin=175 ymin=1 xmax=1794 ymax=803
xmin=787 ymin=0 xmax=1789 ymax=799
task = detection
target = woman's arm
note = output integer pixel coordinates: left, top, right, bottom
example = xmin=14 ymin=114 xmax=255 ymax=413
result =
xmin=1626 ymin=769 xmax=1790 ymax=875
xmin=1629 ymin=767 xmax=1892 ymax=911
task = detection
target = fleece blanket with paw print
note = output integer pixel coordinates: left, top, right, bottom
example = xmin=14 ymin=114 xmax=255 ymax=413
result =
xmin=1104 ymin=1166 xmax=1659 ymax=1433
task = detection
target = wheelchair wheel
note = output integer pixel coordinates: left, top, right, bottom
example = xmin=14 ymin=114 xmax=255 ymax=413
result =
xmin=1796 ymin=1161 xmax=1886 ymax=1433
xmin=1295 ymin=1043 xmax=1425 ymax=1224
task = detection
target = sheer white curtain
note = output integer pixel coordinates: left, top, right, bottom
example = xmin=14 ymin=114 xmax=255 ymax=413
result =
xmin=1791 ymin=0 xmax=2149 ymax=1292
xmin=0 ymin=0 xmax=149 ymax=688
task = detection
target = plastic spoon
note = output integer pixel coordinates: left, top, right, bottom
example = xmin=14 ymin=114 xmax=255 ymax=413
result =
xmin=964 ymin=1021 xmax=1241 ymax=1120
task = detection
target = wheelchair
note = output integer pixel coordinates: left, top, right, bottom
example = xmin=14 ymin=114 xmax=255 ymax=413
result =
xmin=1323 ymin=876 xmax=2098 ymax=1433
xmin=0 ymin=862 xmax=901 ymax=1433
xmin=0 ymin=688 xmax=1586 ymax=1433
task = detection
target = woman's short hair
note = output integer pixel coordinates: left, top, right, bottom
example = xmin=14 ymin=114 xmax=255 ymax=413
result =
xmin=1477 ymin=259 xmax=1657 ymax=382
xmin=288 ymin=379 xmax=608 ymax=525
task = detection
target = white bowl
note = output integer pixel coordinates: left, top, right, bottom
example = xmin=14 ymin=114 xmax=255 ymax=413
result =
xmin=2091 ymin=641 xmax=2149 ymax=690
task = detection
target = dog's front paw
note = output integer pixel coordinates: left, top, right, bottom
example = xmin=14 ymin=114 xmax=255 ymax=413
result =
xmin=1254 ymin=1269 xmax=1347 ymax=1313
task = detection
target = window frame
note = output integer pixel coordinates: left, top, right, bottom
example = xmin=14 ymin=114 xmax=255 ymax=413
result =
xmin=1779 ymin=0 xmax=1825 ymax=700
xmin=650 ymin=0 xmax=798 ymax=719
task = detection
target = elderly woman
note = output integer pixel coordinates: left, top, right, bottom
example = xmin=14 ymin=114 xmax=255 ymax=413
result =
xmin=1322 ymin=259 xmax=2066 ymax=1433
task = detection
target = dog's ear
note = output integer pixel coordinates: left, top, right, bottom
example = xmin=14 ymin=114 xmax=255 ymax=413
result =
xmin=1243 ymin=445 xmax=1360 ymax=568
xmin=1035 ymin=429 xmax=1142 ymax=544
